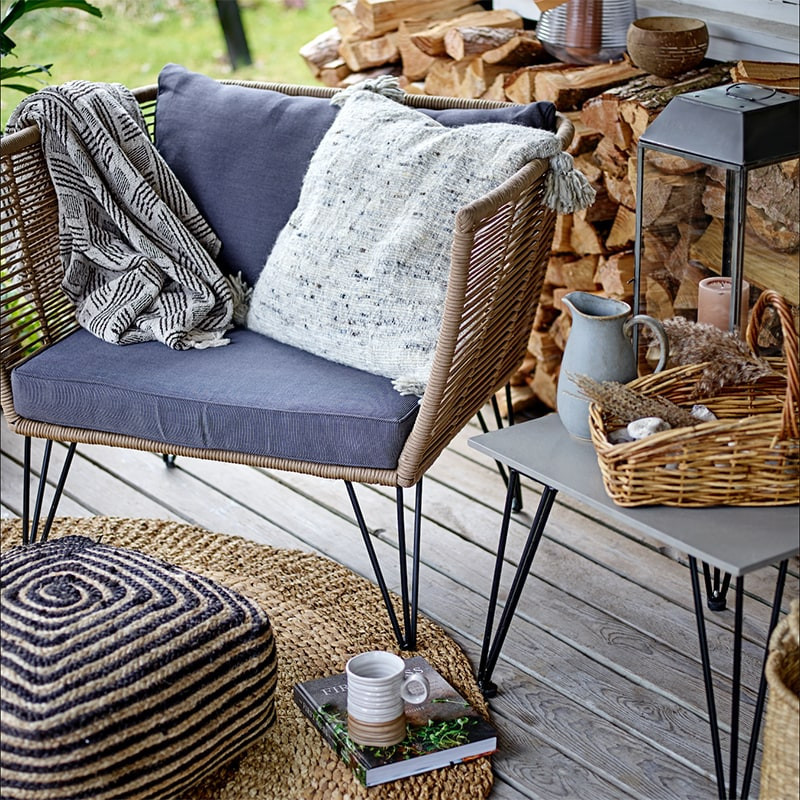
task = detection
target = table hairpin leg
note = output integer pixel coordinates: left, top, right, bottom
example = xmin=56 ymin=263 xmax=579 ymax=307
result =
xmin=703 ymin=562 xmax=732 ymax=611
xmin=688 ymin=555 xmax=789 ymax=800
xmin=477 ymin=469 xmax=557 ymax=697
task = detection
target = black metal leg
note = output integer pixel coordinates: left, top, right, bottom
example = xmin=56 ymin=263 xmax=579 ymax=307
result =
xmin=476 ymin=388 xmax=524 ymax=513
xmin=21 ymin=438 xmax=77 ymax=545
xmin=345 ymin=480 xmax=422 ymax=651
xmin=703 ymin=562 xmax=732 ymax=611
xmin=22 ymin=436 xmax=32 ymax=546
xmin=741 ymin=559 xmax=789 ymax=799
xmin=689 ymin=558 xmax=789 ymax=799
xmin=478 ymin=473 xmax=557 ymax=697
xmin=689 ymin=555 xmax=727 ymax=799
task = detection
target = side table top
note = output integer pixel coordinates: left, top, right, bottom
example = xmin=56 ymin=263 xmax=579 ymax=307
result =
xmin=469 ymin=413 xmax=799 ymax=576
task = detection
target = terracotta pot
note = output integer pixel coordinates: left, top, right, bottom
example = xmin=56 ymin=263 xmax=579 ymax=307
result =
xmin=626 ymin=16 xmax=708 ymax=78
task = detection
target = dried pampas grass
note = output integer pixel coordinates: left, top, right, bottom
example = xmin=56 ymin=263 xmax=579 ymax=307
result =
xmin=572 ymin=374 xmax=697 ymax=429
xmin=645 ymin=317 xmax=776 ymax=397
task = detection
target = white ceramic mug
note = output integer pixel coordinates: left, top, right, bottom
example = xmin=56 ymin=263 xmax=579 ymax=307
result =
xmin=345 ymin=651 xmax=429 ymax=747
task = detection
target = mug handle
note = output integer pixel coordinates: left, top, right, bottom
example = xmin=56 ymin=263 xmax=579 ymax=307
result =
xmin=623 ymin=314 xmax=670 ymax=373
xmin=400 ymin=672 xmax=430 ymax=704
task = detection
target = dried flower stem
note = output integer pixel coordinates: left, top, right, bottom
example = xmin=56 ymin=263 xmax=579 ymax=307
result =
xmin=572 ymin=374 xmax=697 ymax=428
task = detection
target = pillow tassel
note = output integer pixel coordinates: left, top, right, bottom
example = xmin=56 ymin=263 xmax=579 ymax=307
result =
xmin=227 ymin=271 xmax=253 ymax=327
xmin=544 ymin=151 xmax=596 ymax=214
xmin=330 ymin=75 xmax=405 ymax=107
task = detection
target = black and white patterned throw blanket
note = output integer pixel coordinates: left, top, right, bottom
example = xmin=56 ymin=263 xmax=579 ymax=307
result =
xmin=7 ymin=81 xmax=239 ymax=349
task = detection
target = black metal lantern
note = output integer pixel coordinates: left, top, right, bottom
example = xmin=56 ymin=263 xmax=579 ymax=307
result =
xmin=632 ymin=83 xmax=799 ymax=352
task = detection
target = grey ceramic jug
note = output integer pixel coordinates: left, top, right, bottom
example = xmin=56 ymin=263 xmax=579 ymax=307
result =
xmin=556 ymin=291 xmax=669 ymax=439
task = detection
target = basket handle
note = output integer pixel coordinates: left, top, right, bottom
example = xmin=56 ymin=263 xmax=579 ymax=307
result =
xmin=746 ymin=290 xmax=799 ymax=440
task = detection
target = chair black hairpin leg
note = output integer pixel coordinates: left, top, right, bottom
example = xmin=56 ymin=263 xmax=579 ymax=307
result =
xmin=476 ymin=385 xmax=523 ymax=512
xmin=345 ymin=479 xmax=422 ymax=651
xmin=22 ymin=438 xmax=77 ymax=545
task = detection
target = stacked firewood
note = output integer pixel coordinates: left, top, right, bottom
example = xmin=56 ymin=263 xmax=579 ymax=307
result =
xmin=299 ymin=2 xmax=800 ymax=416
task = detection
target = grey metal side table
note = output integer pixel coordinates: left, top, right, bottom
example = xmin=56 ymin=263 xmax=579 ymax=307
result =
xmin=469 ymin=413 xmax=799 ymax=800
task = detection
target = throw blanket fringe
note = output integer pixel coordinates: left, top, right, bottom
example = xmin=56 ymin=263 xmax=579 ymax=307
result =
xmin=331 ymin=77 xmax=596 ymax=217
xmin=7 ymin=82 xmax=236 ymax=349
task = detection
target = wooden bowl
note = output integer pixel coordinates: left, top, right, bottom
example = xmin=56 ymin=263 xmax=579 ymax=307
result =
xmin=626 ymin=17 xmax=708 ymax=78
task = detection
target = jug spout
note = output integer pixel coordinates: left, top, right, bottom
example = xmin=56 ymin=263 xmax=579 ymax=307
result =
xmin=562 ymin=291 xmax=631 ymax=320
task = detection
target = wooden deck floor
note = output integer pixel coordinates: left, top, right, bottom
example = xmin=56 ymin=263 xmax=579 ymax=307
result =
xmin=2 ymin=412 xmax=798 ymax=800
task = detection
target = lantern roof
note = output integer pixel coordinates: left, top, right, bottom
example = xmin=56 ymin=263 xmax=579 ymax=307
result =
xmin=638 ymin=83 xmax=799 ymax=168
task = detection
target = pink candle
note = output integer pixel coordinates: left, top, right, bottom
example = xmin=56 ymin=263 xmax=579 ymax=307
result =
xmin=697 ymin=277 xmax=749 ymax=332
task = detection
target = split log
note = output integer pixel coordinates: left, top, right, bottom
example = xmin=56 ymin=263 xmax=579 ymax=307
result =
xmin=408 ymin=8 xmax=522 ymax=57
xmin=594 ymin=251 xmax=634 ymax=298
xmin=593 ymin=137 xmax=628 ymax=179
xmin=424 ymin=56 xmax=505 ymax=99
xmin=635 ymin=164 xmax=706 ymax=228
xmin=355 ymin=0 xmax=473 ymax=36
xmin=299 ymin=28 xmax=343 ymax=77
xmin=396 ymin=5 xmax=482 ymax=80
xmin=731 ymin=60 xmax=800 ymax=94
xmin=561 ymin=254 xmax=601 ymax=291
xmin=481 ymin=73 xmax=508 ymax=101
xmin=645 ymin=277 xmax=674 ymax=319
xmin=550 ymin=311 xmax=571 ymax=352
xmin=318 ymin=58 xmax=351 ymax=86
xmin=570 ymin=210 xmax=605 ymax=255
xmin=330 ymin=1 xmax=370 ymax=41
xmin=443 ymin=26 xmax=521 ymax=61
xmin=533 ymin=61 xmax=644 ymax=111
xmin=564 ymin=112 xmax=602 ymax=156
xmin=528 ymin=328 xmax=563 ymax=368
xmin=618 ymin=62 xmax=735 ymax=142
xmin=529 ymin=362 xmax=559 ymax=410
xmin=339 ymin=31 xmax=399 ymax=71
xmin=481 ymin=33 xmax=546 ymax=67
xmin=550 ymin=214 xmax=574 ymax=254
xmin=605 ymin=204 xmax=636 ymax=250
xmin=580 ymin=62 xmax=733 ymax=146
xmin=502 ymin=63 xmax=572 ymax=104
xmin=533 ymin=295 xmax=561 ymax=330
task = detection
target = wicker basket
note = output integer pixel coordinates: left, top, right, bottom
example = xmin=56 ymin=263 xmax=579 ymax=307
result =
xmin=759 ymin=599 xmax=800 ymax=800
xmin=588 ymin=290 xmax=799 ymax=507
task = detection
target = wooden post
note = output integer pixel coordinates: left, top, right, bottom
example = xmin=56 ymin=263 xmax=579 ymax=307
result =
xmin=215 ymin=0 xmax=253 ymax=70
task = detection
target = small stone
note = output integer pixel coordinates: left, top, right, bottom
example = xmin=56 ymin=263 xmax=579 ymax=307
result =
xmin=627 ymin=417 xmax=671 ymax=439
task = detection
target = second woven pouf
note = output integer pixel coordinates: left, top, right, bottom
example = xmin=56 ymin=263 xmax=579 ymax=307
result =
xmin=0 ymin=534 xmax=278 ymax=800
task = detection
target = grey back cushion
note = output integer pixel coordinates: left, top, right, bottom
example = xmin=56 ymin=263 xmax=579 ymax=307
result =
xmin=154 ymin=64 xmax=555 ymax=288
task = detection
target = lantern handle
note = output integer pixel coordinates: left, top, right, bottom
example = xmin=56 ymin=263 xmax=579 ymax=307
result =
xmin=725 ymin=83 xmax=777 ymax=102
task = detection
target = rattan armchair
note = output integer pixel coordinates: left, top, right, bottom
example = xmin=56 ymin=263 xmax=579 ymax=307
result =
xmin=1 ymin=80 xmax=572 ymax=648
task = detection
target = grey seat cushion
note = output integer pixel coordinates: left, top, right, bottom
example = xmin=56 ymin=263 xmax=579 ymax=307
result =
xmin=155 ymin=63 xmax=556 ymax=287
xmin=10 ymin=328 xmax=419 ymax=469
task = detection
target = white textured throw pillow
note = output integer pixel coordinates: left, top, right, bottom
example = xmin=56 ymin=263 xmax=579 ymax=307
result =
xmin=247 ymin=89 xmax=570 ymax=395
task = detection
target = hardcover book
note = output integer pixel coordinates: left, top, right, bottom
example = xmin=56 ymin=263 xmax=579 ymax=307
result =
xmin=293 ymin=655 xmax=497 ymax=787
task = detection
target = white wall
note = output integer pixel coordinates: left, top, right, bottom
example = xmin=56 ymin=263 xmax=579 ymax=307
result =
xmin=493 ymin=0 xmax=800 ymax=61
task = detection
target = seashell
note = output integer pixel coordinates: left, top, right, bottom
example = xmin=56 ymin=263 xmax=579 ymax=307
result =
xmin=627 ymin=416 xmax=671 ymax=440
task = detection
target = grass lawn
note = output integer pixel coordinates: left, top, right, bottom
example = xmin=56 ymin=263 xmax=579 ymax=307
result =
xmin=1 ymin=0 xmax=333 ymax=128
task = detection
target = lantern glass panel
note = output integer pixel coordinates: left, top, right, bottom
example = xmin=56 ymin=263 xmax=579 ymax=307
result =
xmin=635 ymin=151 xmax=800 ymax=373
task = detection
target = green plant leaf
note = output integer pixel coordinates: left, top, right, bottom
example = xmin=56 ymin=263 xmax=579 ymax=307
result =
xmin=1 ymin=0 xmax=102 ymax=36
xmin=1 ymin=62 xmax=53 ymax=79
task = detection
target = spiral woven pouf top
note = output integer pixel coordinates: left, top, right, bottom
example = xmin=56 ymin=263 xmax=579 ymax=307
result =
xmin=0 ymin=517 xmax=494 ymax=800
xmin=0 ymin=529 xmax=278 ymax=800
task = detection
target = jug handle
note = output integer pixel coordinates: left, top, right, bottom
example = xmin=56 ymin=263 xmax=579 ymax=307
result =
xmin=623 ymin=315 xmax=670 ymax=373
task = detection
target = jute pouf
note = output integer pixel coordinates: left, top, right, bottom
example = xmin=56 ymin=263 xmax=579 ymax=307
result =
xmin=0 ymin=533 xmax=278 ymax=800
xmin=0 ymin=517 xmax=494 ymax=800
